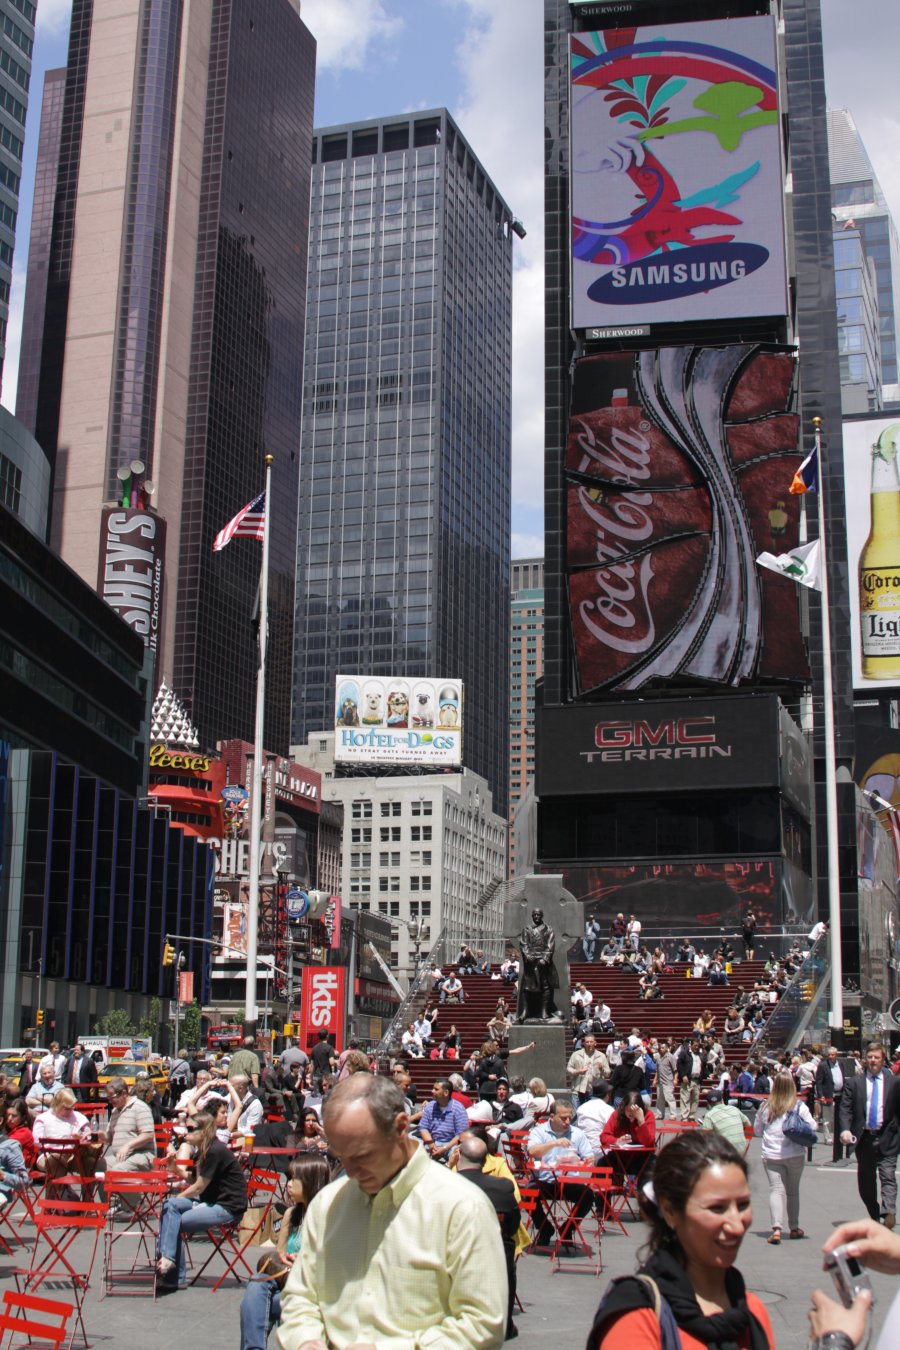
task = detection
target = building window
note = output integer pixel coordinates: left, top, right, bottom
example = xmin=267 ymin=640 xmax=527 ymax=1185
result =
xmin=381 ymin=802 xmax=401 ymax=817
xmin=352 ymin=800 xmax=372 ymax=820
xmin=0 ymin=452 xmax=21 ymax=515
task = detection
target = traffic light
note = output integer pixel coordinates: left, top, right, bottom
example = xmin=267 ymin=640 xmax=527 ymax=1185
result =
xmin=283 ymin=1022 xmax=294 ymax=1037
xmin=36 ymin=1009 xmax=44 ymax=1027
xmin=163 ymin=942 xmax=176 ymax=967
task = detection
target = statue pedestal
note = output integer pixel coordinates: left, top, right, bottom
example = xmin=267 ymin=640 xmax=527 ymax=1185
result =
xmin=509 ymin=1022 xmax=568 ymax=1098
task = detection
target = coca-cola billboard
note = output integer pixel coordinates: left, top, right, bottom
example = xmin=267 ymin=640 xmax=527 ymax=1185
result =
xmin=565 ymin=346 xmax=809 ymax=695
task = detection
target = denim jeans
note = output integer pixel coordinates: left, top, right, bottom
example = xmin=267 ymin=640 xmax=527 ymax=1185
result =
xmin=157 ymin=1195 xmax=239 ymax=1285
xmin=239 ymin=1275 xmax=282 ymax=1350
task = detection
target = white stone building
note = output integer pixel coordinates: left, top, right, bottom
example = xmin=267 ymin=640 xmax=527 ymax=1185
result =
xmin=293 ymin=733 xmax=507 ymax=976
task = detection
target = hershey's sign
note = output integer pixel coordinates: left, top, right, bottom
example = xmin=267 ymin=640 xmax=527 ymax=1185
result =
xmin=98 ymin=508 xmax=166 ymax=651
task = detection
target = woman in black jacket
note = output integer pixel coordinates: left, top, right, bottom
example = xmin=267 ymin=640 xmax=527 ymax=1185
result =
xmin=476 ymin=1039 xmax=508 ymax=1100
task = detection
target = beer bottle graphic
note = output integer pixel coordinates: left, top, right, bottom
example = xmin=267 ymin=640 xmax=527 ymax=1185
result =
xmin=860 ymin=422 xmax=900 ymax=679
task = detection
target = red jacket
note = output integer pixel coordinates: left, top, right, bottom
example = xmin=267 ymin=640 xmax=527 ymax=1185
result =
xmin=600 ymin=1110 xmax=656 ymax=1151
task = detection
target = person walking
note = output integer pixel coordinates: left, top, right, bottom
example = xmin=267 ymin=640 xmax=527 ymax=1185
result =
xmin=754 ymin=1070 xmax=816 ymax=1243
xmin=741 ymin=911 xmax=757 ymax=960
xmin=675 ymin=1038 xmax=703 ymax=1122
xmin=838 ymin=1040 xmax=900 ymax=1227
xmin=654 ymin=1040 xmax=679 ymax=1121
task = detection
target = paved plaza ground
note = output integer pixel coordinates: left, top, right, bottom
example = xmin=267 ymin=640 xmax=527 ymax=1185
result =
xmin=1 ymin=1141 xmax=896 ymax=1348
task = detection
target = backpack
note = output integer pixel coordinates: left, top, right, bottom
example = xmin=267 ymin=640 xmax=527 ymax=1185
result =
xmin=782 ymin=1104 xmax=818 ymax=1148
xmin=588 ymin=1274 xmax=681 ymax=1350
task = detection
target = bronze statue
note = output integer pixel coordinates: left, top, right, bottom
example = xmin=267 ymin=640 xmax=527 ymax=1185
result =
xmin=516 ymin=907 xmax=563 ymax=1022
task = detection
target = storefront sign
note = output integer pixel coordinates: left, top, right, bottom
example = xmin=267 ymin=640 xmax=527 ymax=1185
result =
xmin=300 ymin=966 xmax=346 ymax=1049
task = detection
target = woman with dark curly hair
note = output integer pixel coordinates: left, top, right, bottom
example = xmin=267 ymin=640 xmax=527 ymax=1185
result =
xmin=239 ymin=1154 xmax=331 ymax=1350
xmin=587 ymin=1131 xmax=775 ymax=1349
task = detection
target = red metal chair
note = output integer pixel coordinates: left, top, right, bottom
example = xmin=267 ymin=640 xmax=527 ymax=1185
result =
xmin=14 ymin=1199 xmax=106 ymax=1347
xmin=187 ymin=1168 xmax=280 ymax=1291
xmin=101 ymin=1172 xmax=171 ymax=1298
xmin=0 ymin=1291 xmax=75 ymax=1348
xmin=0 ymin=1185 xmax=33 ymax=1253
xmin=548 ymin=1164 xmax=606 ymax=1274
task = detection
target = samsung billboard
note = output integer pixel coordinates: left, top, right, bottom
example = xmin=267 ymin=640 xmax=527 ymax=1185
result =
xmin=570 ymin=15 xmax=789 ymax=329
xmin=334 ymin=675 xmax=463 ymax=767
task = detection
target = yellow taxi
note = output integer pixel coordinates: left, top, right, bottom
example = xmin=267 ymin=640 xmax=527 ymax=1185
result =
xmin=97 ymin=1059 xmax=168 ymax=1092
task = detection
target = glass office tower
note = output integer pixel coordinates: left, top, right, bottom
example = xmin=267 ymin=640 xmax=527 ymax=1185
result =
xmin=16 ymin=0 xmax=315 ymax=754
xmin=0 ymin=0 xmax=35 ymax=390
xmin=293 ymin=111 xmax=515 ymax=812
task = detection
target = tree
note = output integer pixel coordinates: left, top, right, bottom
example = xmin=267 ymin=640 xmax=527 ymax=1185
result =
xmin=180 ymin=1000 xmax=202 ymax=1051
xmin=93 ymin=1008 xmax=135 ymax=1037
xmin=139 ymin=996 xmax=162 ymax=1042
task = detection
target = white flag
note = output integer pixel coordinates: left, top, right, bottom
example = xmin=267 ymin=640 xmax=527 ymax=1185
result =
xmin=756 ymin=538 xmax=821 ymax=591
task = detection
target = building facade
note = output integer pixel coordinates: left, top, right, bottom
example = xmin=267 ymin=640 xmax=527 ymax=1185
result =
xmin=509 ymin=557 xmax=543 ymax=877
xmin=0 ymin=0 xmax=34 ymax=389
xmin=538 ymin=0 xmax=864 ymax=1022
xmin=294 ymin=732 xmax=507 ymax=977
xmin=832 ymin=221 xmax=882 ymax=414
xmin=16 ymin=0 xmax=315 ymax=754
xmin=828 ymin=107 xmax=900 ymax=401
xmin=293 ymin=110 xmax=515 ymax=814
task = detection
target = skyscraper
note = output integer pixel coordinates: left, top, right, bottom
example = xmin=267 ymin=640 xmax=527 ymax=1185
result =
xmin=16 ymin=0 xmax=315 ymax=753
xmin=828 ymin=107 xmax=900 ymax=400
xmin=509 ymin=557 xmax=543 ymax=876
xmin=0 ymin=0 xmax=35 ymax=390
xmin=293 ymin=111 xmax=515 ymax=812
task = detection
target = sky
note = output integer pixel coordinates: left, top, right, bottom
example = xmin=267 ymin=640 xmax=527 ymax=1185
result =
xmin=5 ymin=0 xmax=900 ymax=559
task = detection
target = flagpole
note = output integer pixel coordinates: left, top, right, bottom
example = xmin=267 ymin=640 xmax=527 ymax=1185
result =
xmin=812 ymin=417 xmax=843 ymax=1031
xmin=244 ymin=454 xmax=274 ymax=1035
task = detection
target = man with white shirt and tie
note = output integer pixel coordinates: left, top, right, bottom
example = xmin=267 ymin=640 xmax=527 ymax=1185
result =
xmin=839 ymin=1041 xmax=900 ymax=1227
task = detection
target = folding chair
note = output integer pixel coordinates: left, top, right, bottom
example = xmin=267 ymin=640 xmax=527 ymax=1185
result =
xmin=589 ymin=1164 xmax=629 ymax=1238
xmin=0 ymin=1186 xmax=32 ymax=1252
xmin=14 ymin=1199 xmax=106 ymax=1347
xmin=153 ymin=1124 xmax=174 ymax=1159
xmin=656 ymin=1120 xmax=699 ymax=1150
xmin=549 ymin=1165 xmax=606 ymax=1274
xmin=0 ymin=1291 xmax=75 ymax=1349
xmin=101 ymin=1172 xmax=171 ymax=1298
xmin=187 ymin=1168 xmax=280 ymax=1291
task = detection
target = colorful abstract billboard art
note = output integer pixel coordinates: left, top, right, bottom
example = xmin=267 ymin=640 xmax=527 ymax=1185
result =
xmin=565 ymin=345 xmax=809 ymax=695
xmin=570 ymin=16 xmax=789 ymax=328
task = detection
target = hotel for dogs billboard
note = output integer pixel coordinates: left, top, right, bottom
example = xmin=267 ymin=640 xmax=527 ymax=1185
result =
xmin=565 ymin=344 xmax=810 ymax=696
xmin=334 ymin=675 xmax=463 ymax=767
xmin=569 ymin=16 xmax=789 ymax=330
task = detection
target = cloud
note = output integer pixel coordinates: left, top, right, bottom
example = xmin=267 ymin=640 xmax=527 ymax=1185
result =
xmin=448 ymin=0 xmax=544 ymax=515
xmin=299 ymin=0 xmax=402 ymax=72
xmin=511 ymin=532 xmax=545 ymax=560
xmin=35 ymin=0 xmax=71 ymax=36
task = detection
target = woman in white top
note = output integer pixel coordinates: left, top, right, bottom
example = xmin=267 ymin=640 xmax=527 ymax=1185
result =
xmin=33 ymin=1088 xmax=91 ymax=1173
xmin=753 ymin=1070 xmax=816 ymax=1243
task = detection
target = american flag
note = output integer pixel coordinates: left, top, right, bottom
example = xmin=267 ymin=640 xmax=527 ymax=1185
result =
xmin=213 ymin=491 xmax=266 ymax=552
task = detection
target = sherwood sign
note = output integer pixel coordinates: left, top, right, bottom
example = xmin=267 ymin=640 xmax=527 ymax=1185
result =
xmin=536 ymin=695 xmax=784 ymax=796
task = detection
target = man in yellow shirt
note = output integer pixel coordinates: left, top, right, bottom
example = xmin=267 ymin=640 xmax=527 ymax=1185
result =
xmin=278 ymin=1074 xmax=507 ymax=1350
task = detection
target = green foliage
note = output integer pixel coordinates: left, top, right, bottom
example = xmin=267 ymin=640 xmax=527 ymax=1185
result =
xmin=139 ymin=996 xmax=162 ymax=1041
xmin=92 ymin=1008 xmax=135 ymax=1037
xmin=180 ymin=1000 xmax=202 ymax=1050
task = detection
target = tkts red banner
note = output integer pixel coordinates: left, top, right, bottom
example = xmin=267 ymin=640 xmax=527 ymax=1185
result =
xmin=300 ymin=966 xmax=346 ymax=1051
xmin=565 ymin=346 xmax=809 ymax=695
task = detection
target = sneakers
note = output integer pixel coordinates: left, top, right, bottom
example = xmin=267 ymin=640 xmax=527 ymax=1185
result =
xmin=883 ymin=1213 xmax=896 ymax=1230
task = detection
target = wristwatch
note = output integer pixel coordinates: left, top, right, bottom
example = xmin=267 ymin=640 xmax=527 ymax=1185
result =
xmin=811 ymin=1334 xmax=856 ymax=1350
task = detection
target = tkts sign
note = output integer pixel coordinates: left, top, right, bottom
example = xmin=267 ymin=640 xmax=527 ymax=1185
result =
xmin=300 ymin=966 xmax=346 ymax=1050
xmin=536 ymin=696 xmax=780 ymax=795
xmin=565 ymin=346 xmax=809 ymax=696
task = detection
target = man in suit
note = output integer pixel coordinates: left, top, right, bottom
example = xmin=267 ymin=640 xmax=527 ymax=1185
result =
xmin=63 ymin=1044 xmax=99 ymax=1103
xmin=456 ymin=1133 xmax=518 ymax=1340
xmin=17 ymin=1049 xmax=38 ymax=1095
xmin=816 ymin=1046 xmax=851 ymax=1157
xmin=838 ymin=1041 xmax=900 ymax=1226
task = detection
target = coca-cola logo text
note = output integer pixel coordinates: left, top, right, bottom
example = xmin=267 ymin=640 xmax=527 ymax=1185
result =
xmin=572 ymin=418 xmax=657 ymax=655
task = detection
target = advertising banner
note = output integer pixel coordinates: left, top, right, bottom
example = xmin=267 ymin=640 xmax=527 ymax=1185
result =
xmin=178 ymin=971 xmax=194 ymax=1004
xmin=300 ymin=966 xmax=346 ymax=1049
xmin=570 ymin=16 xmax=788 ymax=329
xmin=334 ymin=675 xmax=463 ymax=766
xmin=536 ymin=695 xmax=779 ymax=796
xmin=97 ymin=508 xmax=166 ymax=653
xmin=565 ymin=346 xmax=808 ymax=695
xmin=842 ymin=418 xmax=900 ymax=690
